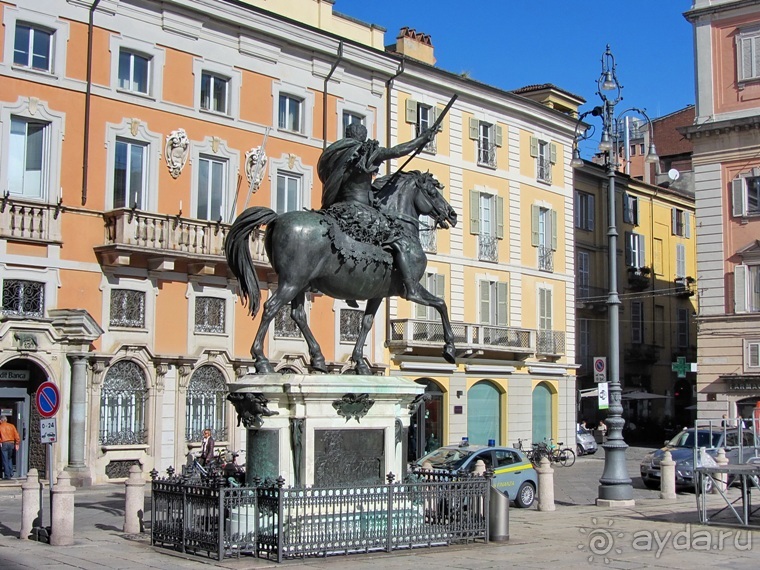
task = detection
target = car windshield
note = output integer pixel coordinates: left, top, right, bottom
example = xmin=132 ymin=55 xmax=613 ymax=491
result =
xmin=418 ymin=447 xmax=474 ymax=469
xmin=667 ymin=430 xmax=722 ymax=448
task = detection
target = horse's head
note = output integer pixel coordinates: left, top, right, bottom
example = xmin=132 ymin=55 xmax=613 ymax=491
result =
xmin=415 ymin=172 xmax=457 ymax=229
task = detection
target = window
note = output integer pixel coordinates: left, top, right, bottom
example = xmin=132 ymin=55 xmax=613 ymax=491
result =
xmin=625 ymin=232 xmax=646 ymax=269
xmin=13 ymin=23 xmax=52 ymax=72
xmin=747 ymin=341 xmax=760 ymax=369
xmin=200 ymin=72 xmax=229 ymax=114
xmin=278 ymin=94 xmax=303 ymax=132
xmin=732 ymin=176 xmax=760 ymax=217
xmin=676 ymin=308 xmax=689 ymax=349
xmin=737 ymin=27 xmax=760 ymax=82
xmin=530 ymin=137 xmax=556 ymax=183
xmin=276 ymin=171 xmax=301 ymax=214
xmin=578 ymin=318 xmax=590 ymax=372
xmin=531 ymin=205 xmax=557 ymax=271
xmin=416 ymin=103 xmax=437 ymax=153
xmin=479 ymin=280 xmax=508 ymax=327
xmin=2 ymin=279 xmax=44 ymax=317
xmin=470 ymin=191 xmax=503 ymax=262
xmin=653 ymin=238 xmax=664 ymax=275
xmin=9 ymin=117 xmax=46 ymax=198
xmin=469 ymin=118 xmax=502 ymax=167
xmin=630 ymin=144 xmax=636 ymax=156
xmin=631 ymin=301 xmax=644 ymax=344
xmin=575 ymin=191 xmax=595 ymax=231
xmin=185 ymin=365 xmax=227 ymax=442
xmin=99 ymin=360 xmax=147 ymax=445
xmin=195 ymin=297 xmax=225 ymax=334
xmin=342 ymin=111 xmax=364 ymax=136
xmin=110 ymin=290 xmax=146 ymax=328
xmin=537 ymin=287 xmax=555 ymax=353
xmin=671 ymin=208 xmax=691 ymax=237
xmin=113 ymin=139 xmax=147 ymax=209
xmin=274 ymin=304 xmax=302 ymax=339
xmin=577 ymin=251 xmax=590 ymax=298
xmin=196 ymin=156 xmax=227 ymax=220
xmin=339 ymin=308 xmax=363 ymax=343
xmin=623 ymin=193 xmax=639 ymax=225
xmin=118 ymin=49 xmax=150 ymax=94
xmin=735 ymin=264 xmax=760 ymax=313
xmin=418 ymin=214 xmax=437 ymax=253
xmin=415 ymin=273 xmax=445 ymax=321
xmin=676 ymin=244 xmax=686 ymax=279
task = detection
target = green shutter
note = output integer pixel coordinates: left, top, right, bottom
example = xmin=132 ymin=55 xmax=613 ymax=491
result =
xmin=550 ymin=143 xmax=557 ymax=164
xmin=432 ymin=106 xmax=441 ymax=132
xmin=415 ymin=275 xmax=427 ymax=319
xmin=405 ymin=99 xmax=417 ymax=124
xmin=470 ymin=190 xmax=480 ymax=235
xmin=685 ymin=211 xmax=691 ymax=238
xmin=494 ymin=125 xmax=503 ymax=147
xmin=639 ymin=234 xmax=646 ymax=267
xmin=479 ymin=281 xmax=490 ymax=324
xmin=735 ymin=265 xmax=748 ymax=313
xmin=496 ymin=195 xmax=504 ymax=239
xmin=530 ymin=136 xmax=538 ymax=158
xmin=625 ymin=232 xmax=632 ymax=266
xmin=551 ymin=209 xmax=558 ymax=251
xmin=469 ymin=117 xmax=479 ymax=140
xmin=531 ymin=204 xmax=539 ymax=246
xmin=497 ymin=282 xmax=508 ymax=326
xmin=671 ymin=208 xmax=677 ymax=235
xmin=623 ymin=193 xmax=631 ymax=223
xmin=435 ymin=273 xmax=445 ymax=299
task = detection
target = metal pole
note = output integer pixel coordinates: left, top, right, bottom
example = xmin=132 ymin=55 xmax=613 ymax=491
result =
xmin=48 ymin=442 xmax=54 ymax=531
xmin=597 ymin=96 xmax=633 ymax=503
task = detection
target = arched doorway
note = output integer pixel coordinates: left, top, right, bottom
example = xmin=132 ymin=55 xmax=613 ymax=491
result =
xmin=738 ymin=396 xmax=760 ymax=432
xmin=408 ymin=379 xmax=444 ymax=462
xmin=467 ymin=380 xmax=501 ymax=445
xmin=532 ymin=382 xmax=553 ymax=444
xmin=0 ymin=358 xmax=49 ymax=477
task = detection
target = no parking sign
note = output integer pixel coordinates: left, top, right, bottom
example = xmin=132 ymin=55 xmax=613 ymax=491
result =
xmin=36 ymin=381 xmax=60 ymax=419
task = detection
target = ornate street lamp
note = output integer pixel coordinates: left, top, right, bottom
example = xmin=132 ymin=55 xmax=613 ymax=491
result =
xmin=572 ymin=45 xmax=658 ymax=505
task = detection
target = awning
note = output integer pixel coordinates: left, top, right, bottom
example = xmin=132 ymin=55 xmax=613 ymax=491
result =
xmin=622 ymin=390 xmax=670 ymax=400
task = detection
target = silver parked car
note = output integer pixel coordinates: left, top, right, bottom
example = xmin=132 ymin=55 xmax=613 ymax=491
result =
xmin=576 ymin=428 xmax=598 ymax=456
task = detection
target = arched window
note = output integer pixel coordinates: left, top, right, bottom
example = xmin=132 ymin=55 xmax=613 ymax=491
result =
xmin=186 ymin=365 xmax=227 ymax=442
xmin=100 ymin=360 xmax=147 ymax=445
xmin=467 ymin=381 xmax=501 ymax=445
xmin=532 ymin=382 xmax=553 ymax=444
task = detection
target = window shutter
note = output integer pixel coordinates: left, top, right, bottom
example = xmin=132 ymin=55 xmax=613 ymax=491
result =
xmin=633 ymin=196 xmax=639 ymax=225
xmin=469 ymin=117 xmax=479 ymax=140
xmin=639 ymin=234 xmax=646 ymax=267
xmin=735 ymin=264 xmax=748 ymax=314
xmin=496 ymin=195 xmax=504 ymax=239
xmin=685 ymin=211 xmax=691 ymax=238
xmin=494 ymin=125 xmax=503 ymax=147
xmin=625 ymin=232 xmax=632 ymax=266
xmin=623 ymin=193 xmax=631 ymax=224
xmin=551 ymin=209 xmax=558 ymax=251
xmin=732 ymin=178 xmax=747 ymax=217
xmin=479 ymin=281 xmax=490 ymax=324
xmin=431 ymin=106 xmax=441 ymax=132
xmin=531 ymin=204 xmax=540 ymax=246
xmin=676 ymin=244 xmax=685 ymax=278
xmin=550 ymin=143 xmax=557 ymax=164
xmin=469 ymin=190 xmax=480 ymax=235
xmin=405 ymin=99 xmax=417 ymax=124
xmin=435 ymin=273 xmax=445 ymax=298
xmin=588 ymin=194 xmax=595 ymax=230
xmin=671 ymin=208 xmax=677 ymax=235
xmin=530 ymin=136 xmax=538 ymax=158
xmin=497 ymin=282 xmax=508 ymax=326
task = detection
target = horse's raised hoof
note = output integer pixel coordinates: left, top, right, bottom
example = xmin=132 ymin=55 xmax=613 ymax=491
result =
xmin=310 ymin=357 xmax=328 ymax=374
xmin=255 ymin=361 xmax=275 ymax=374
xmin=442 ymin=344 xmax=456 ymax=364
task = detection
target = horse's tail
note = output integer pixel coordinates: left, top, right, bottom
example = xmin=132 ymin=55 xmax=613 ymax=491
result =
xmin=225 ymin=207 xmax=278 ymax=317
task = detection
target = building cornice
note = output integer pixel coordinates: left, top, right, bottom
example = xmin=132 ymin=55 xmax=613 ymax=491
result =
xmin=679 ymin=114 xmax=760 ymax=140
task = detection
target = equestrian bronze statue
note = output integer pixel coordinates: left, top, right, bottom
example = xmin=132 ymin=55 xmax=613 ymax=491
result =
xmin=225 ymin=96 xmax=459 ymax=375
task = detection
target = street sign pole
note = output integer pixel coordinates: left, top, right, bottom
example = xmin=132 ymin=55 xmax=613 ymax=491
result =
xmin=34 ymin=382 xmax=60 ymax=542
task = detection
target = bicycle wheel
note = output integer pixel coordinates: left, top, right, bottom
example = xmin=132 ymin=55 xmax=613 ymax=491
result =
xmin=560 ymin=448 xmax=576 ymax=467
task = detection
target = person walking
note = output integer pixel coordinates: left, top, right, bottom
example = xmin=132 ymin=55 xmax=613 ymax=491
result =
xmin=0 ymin=415 xmax=21 ymax=480
xmin=199 ymin=429 xmax=215 ymax=467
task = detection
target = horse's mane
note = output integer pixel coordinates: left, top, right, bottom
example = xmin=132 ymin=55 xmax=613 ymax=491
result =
xmin=373 ymin=170 xmax=429 ymax=204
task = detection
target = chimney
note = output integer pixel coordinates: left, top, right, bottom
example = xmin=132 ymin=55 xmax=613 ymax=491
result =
xmin=393 ymin=27 xmax=436 ymax=65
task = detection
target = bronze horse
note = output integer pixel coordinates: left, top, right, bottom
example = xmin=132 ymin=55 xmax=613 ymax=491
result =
xmin=225 ymin=170 xmax=458 ymax=375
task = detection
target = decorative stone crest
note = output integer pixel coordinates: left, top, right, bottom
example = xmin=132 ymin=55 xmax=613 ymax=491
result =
xmin=332 ymin=393 xmax=374 ymax=422
xmin=13 ymin=332 xmax=38 ymax=351
xmin=244 ymin=146 xmax=268 ymax=192
xmin=227 ymin=392 xmax=279 ymax=428
xmin=164 ymin=129 xmax=189 ymax=179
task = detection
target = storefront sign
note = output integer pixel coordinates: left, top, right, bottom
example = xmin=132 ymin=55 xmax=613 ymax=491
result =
xmin=0 ymin=370 xmax=30 ymax=381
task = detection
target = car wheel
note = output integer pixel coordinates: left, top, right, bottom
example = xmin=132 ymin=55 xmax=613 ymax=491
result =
xmin=642 ymin=478 xmax=660 ymax=490
xmin=696 ymin=476 xmax=713 ymax=494
xmin=577 ymin=444 xmax=584 ymax=456
xmin=515 ymin=481 xmax=536 ymax=508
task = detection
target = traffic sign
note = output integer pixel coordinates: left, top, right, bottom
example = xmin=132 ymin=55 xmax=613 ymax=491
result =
xmin=40 ymin=418 xmax=57 ymax=444
xmin=593 ymin=356 xmax=607 ymax=383
xmin=36 ymin=381 xmax=60 ymax=419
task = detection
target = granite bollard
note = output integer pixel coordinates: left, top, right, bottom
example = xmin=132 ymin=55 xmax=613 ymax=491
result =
xmin=536 ymin=456 xmax=555 ymax=511
xmin=50 ymin=471 xmax=75 ymax=546
xmin=124 ymin=464 xmax=145 ymax=533
xmin=659 ymin=450 xmax=677 ymax=500
xmin=20 ymin=468 xmax=40 ymax=539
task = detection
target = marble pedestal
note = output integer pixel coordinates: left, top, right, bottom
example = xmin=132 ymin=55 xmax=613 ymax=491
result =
xmin=229 ymin=374 xmax=424 ymax=487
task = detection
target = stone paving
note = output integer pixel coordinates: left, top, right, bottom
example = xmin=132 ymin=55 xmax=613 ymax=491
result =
xmin=0 ymin=446 xmax=758 ymax=569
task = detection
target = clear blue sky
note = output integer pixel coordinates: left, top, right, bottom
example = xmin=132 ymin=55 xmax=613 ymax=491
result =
xmin=341 ymin=1 xmax=694 ymax=121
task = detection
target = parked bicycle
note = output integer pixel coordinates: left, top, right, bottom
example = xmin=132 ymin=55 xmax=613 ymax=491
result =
xmin=547 ymin=439 xmax=576 ymax=467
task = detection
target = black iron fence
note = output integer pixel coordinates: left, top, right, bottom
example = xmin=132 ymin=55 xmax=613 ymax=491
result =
xmin=151 ymin=469 xmax=491 ymax=562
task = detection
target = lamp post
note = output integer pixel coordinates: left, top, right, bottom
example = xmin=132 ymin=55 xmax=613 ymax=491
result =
xmin=572 ymin=45 xmax=658 ymax=505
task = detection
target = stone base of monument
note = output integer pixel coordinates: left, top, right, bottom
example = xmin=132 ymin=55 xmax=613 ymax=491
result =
xmin=229 ymin=374 xmax=424 ymax=487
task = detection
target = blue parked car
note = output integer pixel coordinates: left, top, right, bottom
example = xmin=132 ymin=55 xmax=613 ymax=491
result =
xmin=415 ymin=443 xmax=537 ymax=508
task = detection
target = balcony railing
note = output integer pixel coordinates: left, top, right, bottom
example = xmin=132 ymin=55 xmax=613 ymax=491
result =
xmin=536 ymin=330 xmax=565 ymax=356
xmin=627 ymin=266 xmax=651 ymax=291
xmin=388 ymin=318 xmax=535 ymax=356
xmin=96 ymin=209 xmax=268 ymax=268
xmin=0 ymin=196 xmax=62 ymax=244
xmin=419 ymin=226 xmax=437 ymax=253
xmin=674 ymin=276 xmax=695 ymax=297
xmin=538 ymin=245 xmax=554 ymax=272
xmin=477 ymin=143 xmax=497 ymax=168
xmin=537 ymin=158 xmax=552 ymax=183
xmin=478 ymin=234 xmax=498 ymax=262
xmin=576 ymin=285 xmax=609 ymax=311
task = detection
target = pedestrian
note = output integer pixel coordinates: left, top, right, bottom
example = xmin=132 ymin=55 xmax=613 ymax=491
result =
xmin=737 ymin=415 xmax=747 ymax=429
xmin=597 ymin=420 xmax=607 ymax=442
xmin=199 ymin=428 xmax=215 ymax=467
xmin=0 ymin=415 xmax=20 ymax=480
xmin=721 ymin=414 xmax=728 ymax=428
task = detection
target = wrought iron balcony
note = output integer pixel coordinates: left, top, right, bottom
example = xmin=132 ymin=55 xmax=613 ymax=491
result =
xmin=537 ymin=158 xmax=552 ymax=183
xmin=536 ymin=330 xmax=565 ymax=356
xmin=388 ymin=318 xmax=535 ymax=357
xmin=627 ymin=266 xmax=651 ymax=291
xmin=538 ymin=245 xmax=554 ymax=272
xmin=94 ymin=208 xmax=268 ymax=273
xmin=624 ymin=343 xmax=659 ymax=364
xmin=478 ymin=234 xmax=498 ymax=262
xmin=419 ymin=226 xmax=437 ymax=253
xmin=0 ymin=196 xmax=62 ymax=244
xmin=576 ymin=285 xmax=609 ymax=312
xmin=674 ymin=276 xmax=695 ymax=297
xmin=477 ymin=143 xmax=497 ymax=168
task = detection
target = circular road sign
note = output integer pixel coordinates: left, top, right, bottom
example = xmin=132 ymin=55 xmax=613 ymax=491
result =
xmin=36 ymin=381 xmax=60 ymax=419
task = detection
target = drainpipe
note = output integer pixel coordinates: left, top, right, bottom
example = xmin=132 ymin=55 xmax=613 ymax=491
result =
xmin=81 ymin=0 xmax=101 ymax=206
xmin=322 ymin=41 xmax=343 ymax=149
xmin=385 ymin=59 xmax=405 ymax=175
